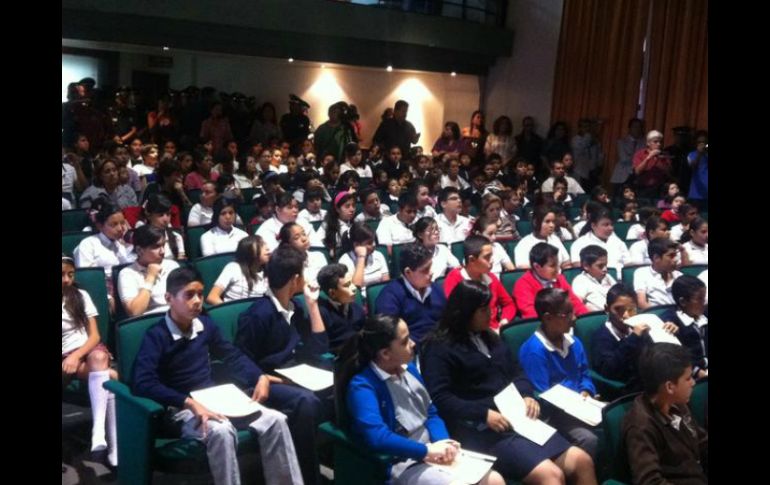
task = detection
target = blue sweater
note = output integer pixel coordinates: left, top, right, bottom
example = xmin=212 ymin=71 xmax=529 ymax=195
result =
xmin=519 ymin=331 xmax=596 ymax=395
xmin=375 ymin=279 xmax=447 ymax=344
xmin=592 ymin=323 xmax=645 ymax=389
xmin=662 ymin=309 xmax=708 ymax=375
xmin=132 ymin=315 xmax=263 ymax=408
xmin=318 ymin=297 xmax=365 ymax=351
xmin=235 ymin=295 xmax=329 ymax=373
xmin=346 ymin=363 xmax=449 ymax=466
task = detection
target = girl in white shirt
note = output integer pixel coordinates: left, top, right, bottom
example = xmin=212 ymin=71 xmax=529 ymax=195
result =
xmin=277 ymin=222 xmax=328 ymax=289
xmin=62 ymin=256 xmax=118 ymax=467
xmin=199 ymin=198 xmax=249 ymax=256
xmin=233 ymin=155 xmax=260 ymax=189
xmin=136 ymin=194 xmax=186 ymax=261
xmin=339 ymin=142 xmax=372 ymax=178
xmin=118 ymin=224 xmax=180 ymax=316
xmin=338 ymin=222 xmax=390 ymax=288
xmin=315 ymin=191 xmax=357 ymax=259
xmin=413 ymin=217 xmax=460 ymax=281
xmin=680 ymin=217 xmax=708 ymax=265
xmin=472 ymin=215 xmax=515 ymax=277
xmin=513 ymin=205 xmax=572 ymax=269
xmin=186 ymin=181 xmax=218 ymax=227
xmin=206 ymin=235 xmax=270 ymax=305
xmin=570 ymin=206 xmax=631 ymax=277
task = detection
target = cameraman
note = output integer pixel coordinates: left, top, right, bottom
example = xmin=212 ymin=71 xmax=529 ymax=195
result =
xmin=314 ymin=101 xmax=358 ymax=163
xmin=687 ymin=130 xmax=708 ymax=210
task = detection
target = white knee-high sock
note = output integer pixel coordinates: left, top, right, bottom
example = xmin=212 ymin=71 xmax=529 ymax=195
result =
xmin=106 ymin=392 xmax=118 ymax=466
xmin=88 ymin=370 xmax=110 ymax=451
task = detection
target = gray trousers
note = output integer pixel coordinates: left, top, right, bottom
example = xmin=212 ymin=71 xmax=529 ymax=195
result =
xmin=173 ymin=407 xmax=304 ymax=485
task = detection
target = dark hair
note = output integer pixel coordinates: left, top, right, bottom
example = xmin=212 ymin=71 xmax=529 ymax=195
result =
xmin=672 ymin=275 xmax=705 ymax=309
xmin=648 ymin=237 xmax=678 ymax=261
xmin=468 ymin=110 xmax=487 ymax=134
xmin=266 ymin=245 xmax=306 ymax=289
xmin=278 ymin=222 xmax=303 ymax=247
xmin=637 ymin=206 xmax=661 ymax=226
xmin=157 ymin=159 xmax=182 ymax=185
xmin=358 ymin=186 xmax=379 ymax=205
xmin=132 ymin=224 xmax=166 ymax=250
xmin=322 ymin=191 xmax=357 ymax=252
xmin=412 ymin=216 xmax=437 ymax=240
xmin=534 ymin=287 xmax=570 ymax=318
xmin=144 ymin=194 xmax=180 ymax=258
xmin=399 ymin=242 xmax=432 ymax=274
xmin=579 ymin=244 xmax=608 ymax=266
xmin=680 ymin=217 xmax=707 ymax=244
xmin=532 ymin=205 xmax=556 ymax=235
xmin=166 ymin=267 xmax=203 ymax=295
xmin=337 ymin=170 xmax=360 ymax=191
xmin=471 ymin=215 xmax=497 ymax=236
xmin=343 ymin=142 xmax=360 ymax=161
xmin=431 ymin=280 xmax=496 ymax=346
xmin=580 ymin=207 xmax=612 ymax=237
xmin=644 ymin=216 xmax=669 ymax=239
xmin=444 ymin=121 xmax=460 ymax=141
xmin=395 ymin=100 xmax=409 ymax=111
xmin=275 ymin=192 xmax=297 ymax=210
xmin=463 ymin=235 xmax=491 ymax=261
xmin=341 ymin=222 xmax=376 ymax=254
xmin=235 ymin=235 xmax=267 ymax=293
xmin=62 ymin=257 xmax=88 ymax=329
xmin=492 ymin=115 xmax=513 ymax=136
xmin=90 ymin=196 xmax=122 ymax=228
xmin=209 ymin=197 xmax=238 ymax=231
xmin=317 ymin=263 xmax=348 ymax=295
xmin=438 ymin=186 xmax=461 ymax=204
xmin=305 ymin=188 xmax=325 ymax=203
xmin=93 ymin=159 xmax=119 ymax=188
xmin=638 ymin=343 xmax=693 ymax=395
xmin=398 ymin=192 xmax=418 ymax=210
xmin=552 ymin=176 xmax=568 ymax=190
xmin=546 ymin=121 xmax=569 ymax=141
xmin=606 ymin=283 xmax=636 ymax=307
xmin=530 ymin=241 xmax=559 ymax=267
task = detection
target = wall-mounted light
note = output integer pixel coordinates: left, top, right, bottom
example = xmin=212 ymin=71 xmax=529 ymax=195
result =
xmin=162 ymin=46 xmax=170 ymax=51
xmin=321 ymin=64 xmax=326 ymax=69
xmin=450 ymin=71 xmax=457 ymax=77
xmin=288 ymin=57 xmax=294 ymax=63
xmin=386 ymin=65 xmax=393 ymax=72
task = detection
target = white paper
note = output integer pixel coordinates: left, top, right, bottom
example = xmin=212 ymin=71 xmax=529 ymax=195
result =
xmin=539 ymin=384 xmax=606 ymax=426
xmin=275 ymin=364 xmax=334 ymax=391
xmin=190 ymin=383 xmax=265 ymax=417
xmin=493 ymin=384 xmax=557 ymax=446
xmin=428 ymin=449 xmax=496 ymax=484
xmin=624 ymin=314 xmax=681 ymax=345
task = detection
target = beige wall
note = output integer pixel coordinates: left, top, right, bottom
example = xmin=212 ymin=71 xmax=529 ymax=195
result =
xmin=484 ymin=0 xmax=564 ymax=136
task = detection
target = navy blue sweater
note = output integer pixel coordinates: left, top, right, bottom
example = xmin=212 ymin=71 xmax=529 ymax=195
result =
xmin=591 ymin=322 xmax=646 ymax=392
xmin=375 ymin=279 xmax=447 ymax=344
xmin=662 ymin=309 xmax=708 ymax=375
xmin=317 ymin=297 xmax=365 ymax=351
xmin=420 ymin=334 xmax=534 ymax=426
xmin=235 ymin=295 xmax=329 ymax=373
xmin=132 ymin=315 xmax=263 ymax=408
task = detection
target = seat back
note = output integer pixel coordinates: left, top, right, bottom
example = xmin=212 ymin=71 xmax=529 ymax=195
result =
xmin=450 ymin=241 xmax=465 ymax=265
xmin=500 ymin=269 xmax=528 ymax=296
xmin=63 ymin=231 xmax=94 ymax=257
xmin=679 ymin=264 xmax=708 ymax=277
xmin=574 ymin=311 xmax=608 ymax=367
xmin=642 ymin=304 xmax=676 ymax=317
xmin=366 ymin=281 xmax=391 ymax=315
xmin=184 ymin=225 xmax=209 ymax=260
xmin=206 ymin=297 xmax=260 ymax=343
xmin=601 ymin=393 xmax=640 ymax=482
xmin=689 ymin=377 xmax=708 ymax=428
xmin=500 ymin=318 xmax=540 ymax=363
xmin=516 ymin=220 xmax=533 ymax=237
xmin=613 ymin=221 xmax=634 ymax=240
xmin=192 ymin=252 xmax=236 ymax=295
xmin=116 ymin=313 xmax=167 ymax=384
xmin=111 ymin=262 xmax=134 ymax=324
xmin=622 ymin=264 xmax=649 ymax=286
xmin=62 ymin=209 xmax=90 ymax=232
xmin=364 ymin=219 xmax=380 ymax=234
xmin=75 ymin=267 xmax=113 ymax=351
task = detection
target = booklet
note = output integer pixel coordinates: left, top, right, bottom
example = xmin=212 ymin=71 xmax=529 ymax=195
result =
xmin=428 ymin=448 xmax=497 ymax=484
xmin=275 ymin=364 xmax=334 ymax=391
xmin=190 ymin=383 xmax=265 ymax=417
xmin=539 ymin=384 xmax=606 ymax=426
xmin=624 ymin=313 xmax=681 ymax=345
xmin=493 ymin=384 xmax=557 ymax=446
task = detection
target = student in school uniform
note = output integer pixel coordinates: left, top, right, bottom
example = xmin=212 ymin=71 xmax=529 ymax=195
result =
xmin=256 ymin=192 xmax=314 ymax=252
xmin=633 ymin=238 xmax=683 ymax=310
xmin=354 ymin=186 xmax=391 ymax=223
xmin=412 ymin=216 xmax=460 ymax=281
xmin=622 ymin=343 xmax=708 ymax=484
xmin=316 ymin=264 xmax=366 ymax=352
xmin=444 ymin=235 xmax=517 ymax=332
xmin=375 ymin=243 xmax=448 ymax=346
xmin=234 ymin=245 xmax=327 ymax=485
xmin=296 ymin=188 xmax=327 ymax=225
xmin=420 ymin=281 xmax=597 ymax=484
xmin=513 ymin=242 xmax=589 ymax=320
xmin=339 ymin=313 xmax=506 ymax=485
xmin=625 ymin=206 xmax=660 ymax=242
xmin=628 ymin=216 xmax=671 ymax=265
xmin=119 ymin=225 xmax=180 ymax=316
xmin=661 ymin=275 xmax=709 ymax=379
xmin=376 ymin=192 xmax=419 ymax=255
xmin=680 ymin=218 xmax=708 ymax=265
xmin=338 ymin=222 xmax=390 ymax=289
xmin=206 ymin=235 xmax=270 ymax=305
xmin=569 ymin=207 xmax=630 ymax=279
xmin=571 ymin=245 xmax=618 ymax=312
xmin=470 ymin=216 xmax=516 ymax=278
xmin=669 ymin=204 xmax=700 ymax=243
xmin=135 ymin=194 xmax=187 ymax=261
xmin=313 ymin=191 xmax=357 ymax=260
xmin=591 ymin=284 xmax=678 ymax=393
xmin=199 ymin=198 xmax=249 ymax=257
xmin=518 ymin=288 xmax=600 ymax=458
xmin=131 ymin=267 xmax=304 ymax=485
xmin=514 ymin=205 xmax=572 ymax=270
xmin=410 ymin=180 xmax=438 ymax=219
xmin=277 ymin=222 xmax=328 ymax=289
xmin=434 ymin=187 xmax=472 ymax=245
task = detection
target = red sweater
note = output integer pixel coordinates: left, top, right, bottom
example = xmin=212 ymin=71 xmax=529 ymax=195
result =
xmin=513 ymin=271 xmax=589 ymax=319
xmin=443 ymin=268 xmax=516 ymax=330
xmin=661 ymin=209 xmax=681 ymax=224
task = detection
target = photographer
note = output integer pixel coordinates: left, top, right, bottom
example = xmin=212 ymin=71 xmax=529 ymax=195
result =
xmin=687 ymin=130 xmax=708 ymax=209
xmin=314 ymin=101 xmax=358 ymax=163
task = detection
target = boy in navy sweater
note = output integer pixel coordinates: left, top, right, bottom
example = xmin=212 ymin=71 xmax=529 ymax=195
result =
xmin=375 ymin=242 xmax=447 ymax=345
xmin=132 ymin=267 xmax=302 ymax=485
xmin=518 ymin=287 xmax=599 ymax=457
xmin=235 ymin=245 xmax=327 ymax=484
xmin=317 ymin=263 xmax=366 ymax=352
